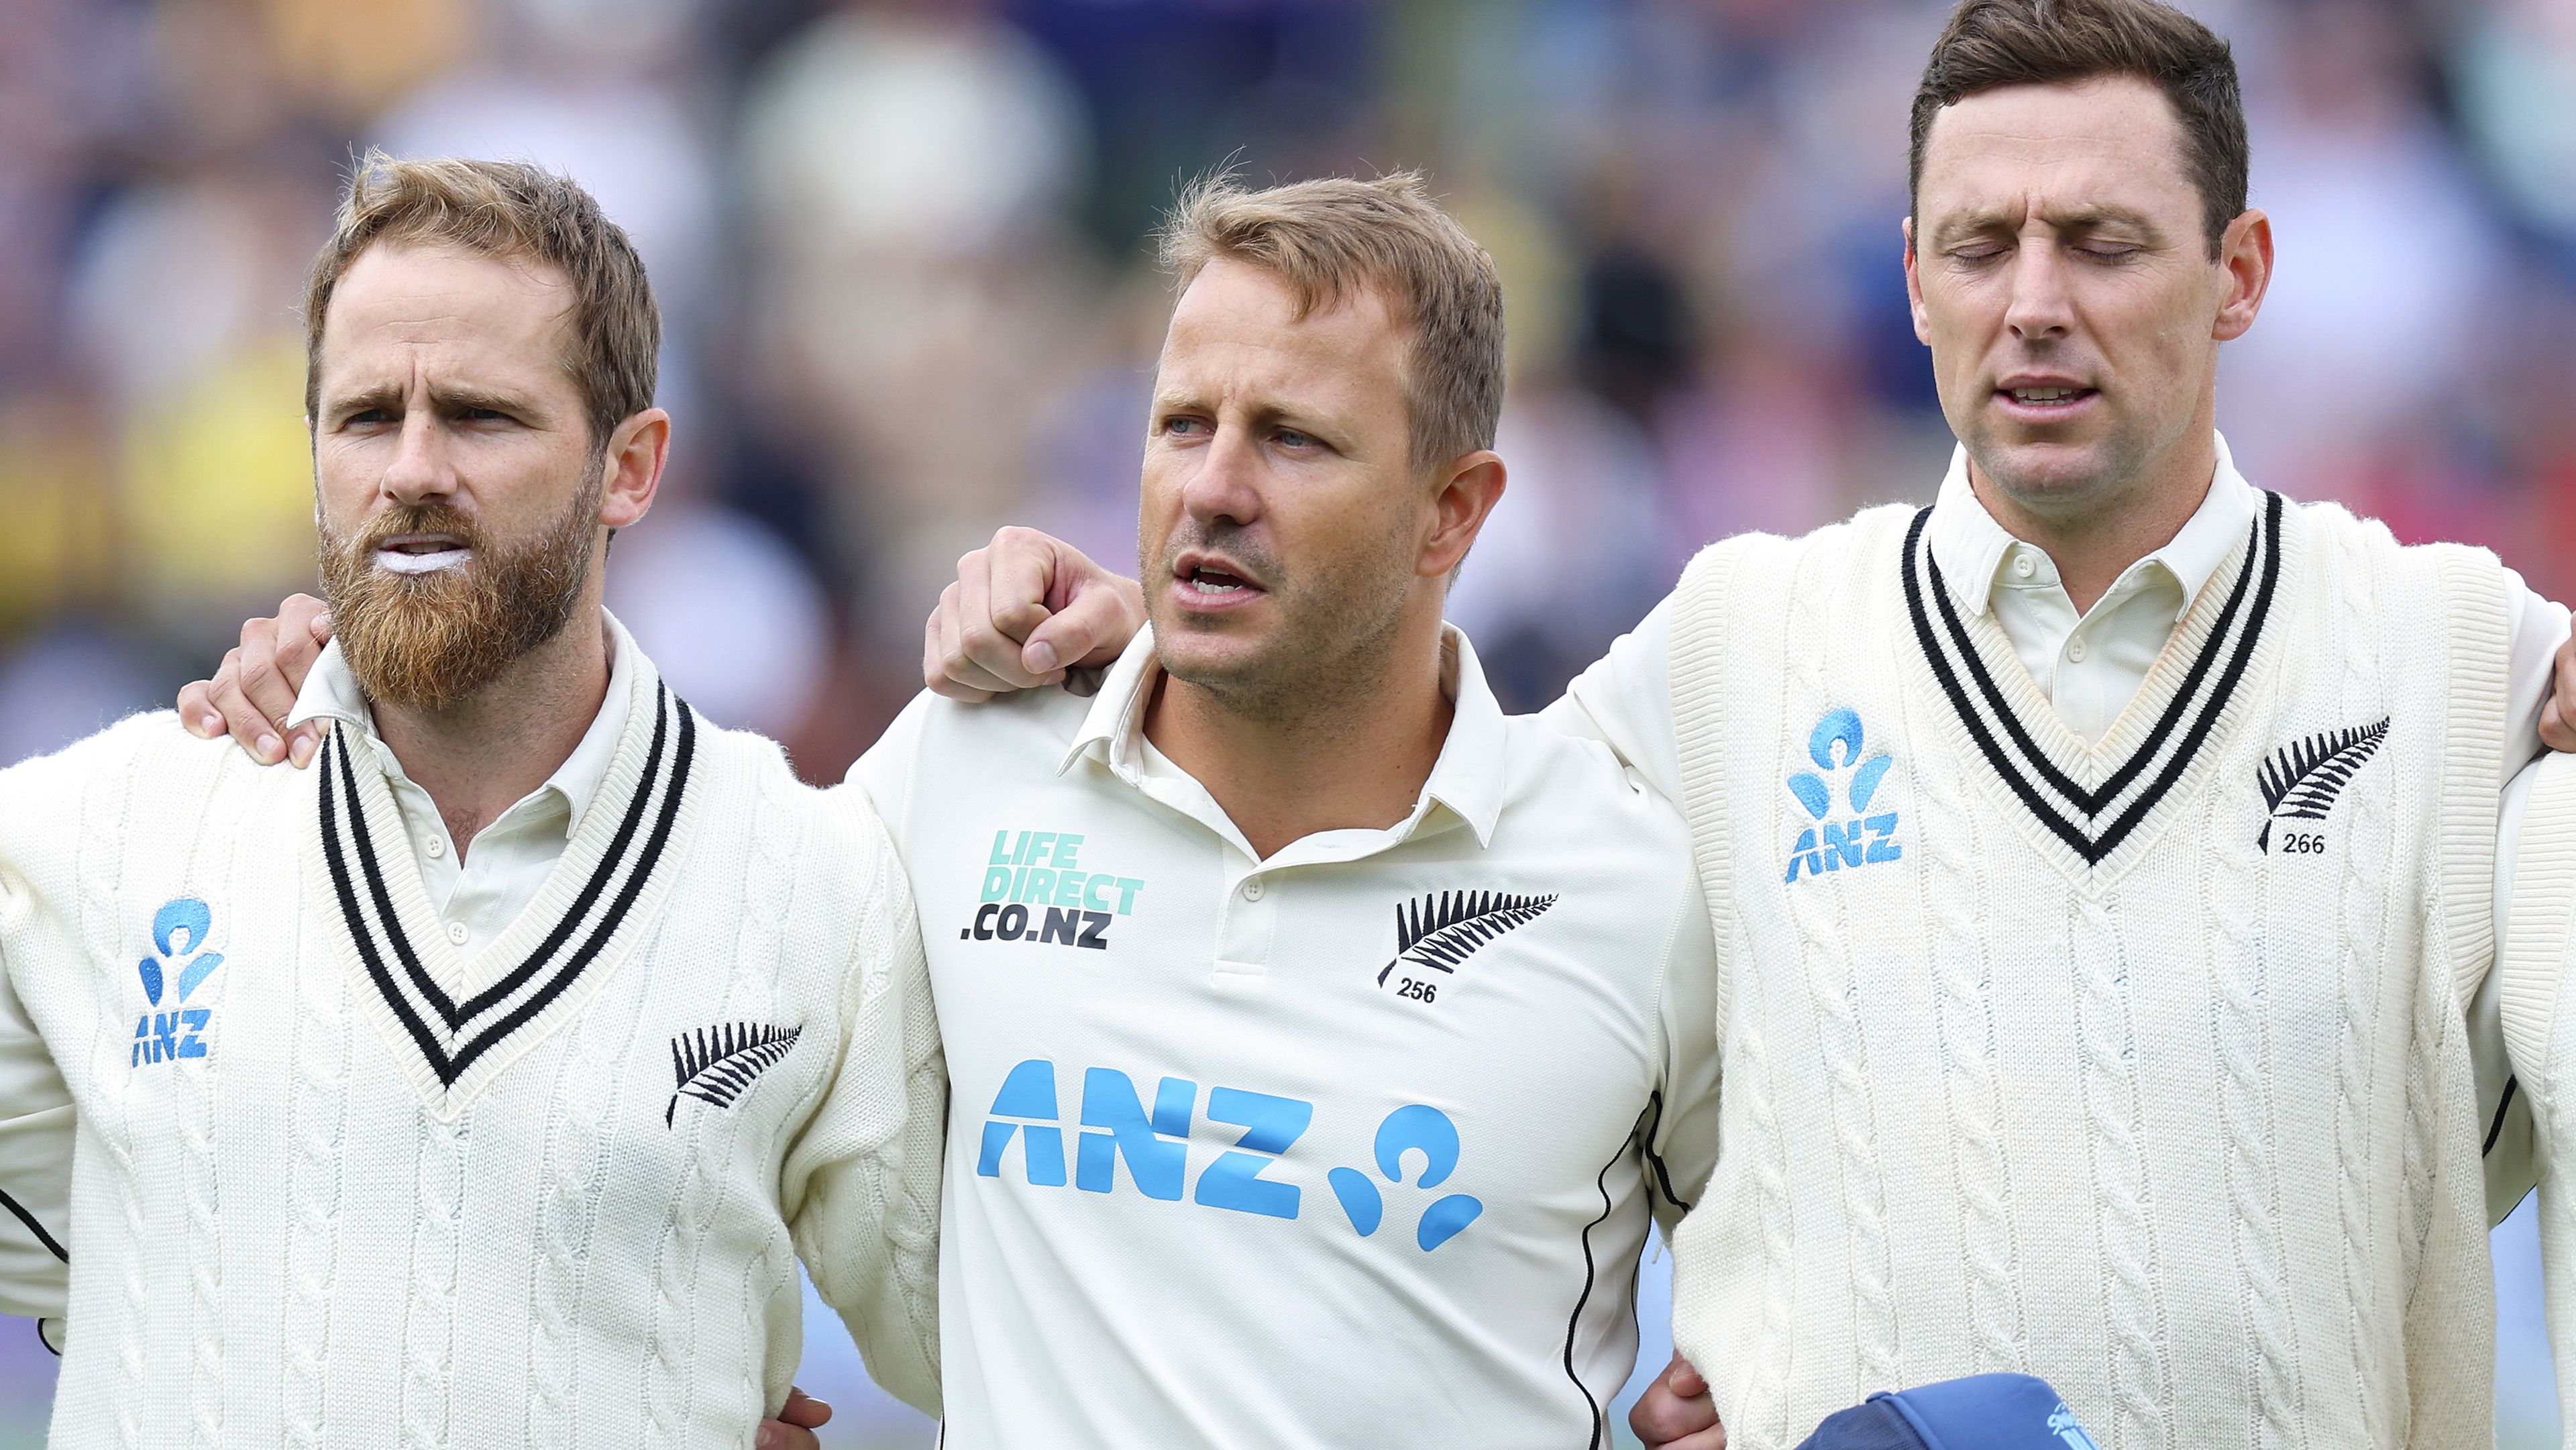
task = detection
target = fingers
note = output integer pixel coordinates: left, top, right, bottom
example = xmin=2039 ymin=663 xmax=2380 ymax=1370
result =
xmin=1629 ymin=1352 xmax=1722 ymax=1446
xmin=925 ymin=584 xmax=1007 ymax=703
xmin=778 ymin=1388 xmax=832 ymax=1427
xmin=2544 ymin=633 xmax=2576 ymax=754
xmin=205 ymin=639 xmax=288 ymax=766
xmin=954 ymin=541 xmax=1061 ymax=692
xmin=178 ymin=679 xmax=223 ymax=741
xmin=1026 ymin=568 xmax=1147 ymax=674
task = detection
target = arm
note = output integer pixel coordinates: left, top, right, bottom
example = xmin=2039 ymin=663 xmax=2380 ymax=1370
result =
xmin=2485 ymin=759 xmax=2542 ymax=1223
xmin=780 ymin=816 xmax=947 ymax=1419
xmin=0 ymin=904 xmax=73 ymax=1345
xmin=175 ymin=594 xmax=333 ymax=767
xmin=1645 ymin=875 xmax=1719 ymax=1239
xmin=1538 ymin=595 xmax=1686 ymax=805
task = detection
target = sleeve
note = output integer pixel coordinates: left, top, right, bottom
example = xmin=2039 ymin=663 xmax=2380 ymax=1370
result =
xmin=780 ymin=814 xmax=947 ymax=1418
xmin=0 ymin=889 xmax=72 ymax=1341
xmin=1538 ymin=593 xmax=1686 ymax=805
xmin=2484 ymin=758 xmax=2541 ymax=1224
xmin=2498 ymin=568 xmax=2571 ymax=785
xmin=1642 ymin=863 xmax=1721 ymax=1239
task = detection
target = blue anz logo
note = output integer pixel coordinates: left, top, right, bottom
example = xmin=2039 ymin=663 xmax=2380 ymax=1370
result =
xmin=977 ymin=1059 xmax=1483 ymax=1251
xmin=132 ymin=898 xmax=224 ymax=1068
xmin=1784 ymin=709 xmax=1900 ymax=884
xmin=2048 ymin=1404 xmax=2102 ymax=1450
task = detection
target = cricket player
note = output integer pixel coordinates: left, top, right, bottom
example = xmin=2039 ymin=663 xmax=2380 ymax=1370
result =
xmin=187 ymin=172 xmax=1721 ymax=1446
xmin=910 ymin=2 xmax=2575 ymax=1445
xmin=0 ymin=155 xmax=943 ymax=1445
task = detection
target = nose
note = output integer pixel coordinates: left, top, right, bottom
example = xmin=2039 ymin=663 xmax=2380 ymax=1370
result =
xmin=1179 ymin=423 xmax=1264 ymax=529
xmin=380 ymin=406 xmax=458 ymax=507
xmin=2003 ymin=240 xmax=2075 ymax=343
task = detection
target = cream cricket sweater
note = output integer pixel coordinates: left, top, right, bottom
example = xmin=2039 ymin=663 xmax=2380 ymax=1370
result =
xmin=1664 ymin=493 xmax=2508 ymax=1449
xmin=0 ymin=645 xmax=944 ymax=1447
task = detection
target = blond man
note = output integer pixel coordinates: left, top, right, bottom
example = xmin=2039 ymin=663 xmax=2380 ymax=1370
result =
xmin=0 ymin=154 xmax=941 ymax=1445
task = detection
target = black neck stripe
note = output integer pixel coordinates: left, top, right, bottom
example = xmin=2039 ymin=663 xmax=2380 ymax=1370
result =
xmin=453 ymin=686 xmax=673 ymax=1024
xmin=443 ymin=694 xmax=696 ymax=1083
xmin=333 ymin=726 xmax=458 ymax=1027
xmin=1902 ymin=493 xmax=2282 ymax=866
xmin=318 ymin=731 xmax=451 ymax=1071
xmin=316 ymin=685 xmax=696 ymax=1088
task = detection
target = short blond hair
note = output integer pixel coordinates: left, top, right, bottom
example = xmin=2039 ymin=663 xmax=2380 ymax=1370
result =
xmin=1156 ymin=170 xmax=1505 ymax=474
xmin=303 ymin=151 xmax=659 ymax=450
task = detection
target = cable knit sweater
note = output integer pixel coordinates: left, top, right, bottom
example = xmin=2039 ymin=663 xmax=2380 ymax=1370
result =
xmin=0 ymin=645 xmax=943 ymax=1447
xmin=2499 ymin=752 xmax=2576 ymax=1419
xmin=1664 ymin=495 xmax=2507 ymax=1449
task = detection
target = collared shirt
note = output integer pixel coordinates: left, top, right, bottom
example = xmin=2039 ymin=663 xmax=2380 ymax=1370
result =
xmin=851 ymin=623 xmax=1719 ymax=1449
xmin=1545 ymin=430 xmax=2569 ymax=1223
xmin=286 ymin=612 xmax=633 ymax=997
xmin=1923 ymin=435 xmax=2260 ymax=745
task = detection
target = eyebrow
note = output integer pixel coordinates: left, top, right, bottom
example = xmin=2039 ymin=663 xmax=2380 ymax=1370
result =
xmin=323 ymin=381 xmax=547 ymax=423
xmin=1930 ymin=203 xmax=2167 ymax=248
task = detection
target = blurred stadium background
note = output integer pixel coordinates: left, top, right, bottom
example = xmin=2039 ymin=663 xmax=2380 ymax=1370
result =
xmin=0 ymin=0 xmax=2568 ymax=1442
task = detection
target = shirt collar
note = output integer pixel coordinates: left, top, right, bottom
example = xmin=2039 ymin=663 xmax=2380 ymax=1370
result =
xmin=1924 ymin=429 xmax=2260 ymax=622
xmin=288 ymin=608 xmax=639 ymax=835
xmin=1059 ymin=621 xmax=1509 ymax=849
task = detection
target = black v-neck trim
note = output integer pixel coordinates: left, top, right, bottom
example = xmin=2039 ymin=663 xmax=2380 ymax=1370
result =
xmin=316 ymin=682 xmax=698 ymax=1087
xmin=1901 ymin=490 xmax=2284 ymax=866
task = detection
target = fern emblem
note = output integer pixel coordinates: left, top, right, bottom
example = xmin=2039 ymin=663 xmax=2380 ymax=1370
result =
xmin=1376 ymin=890 xmax=1558 ymax=987
xmin=2255 ymin=717 xmax=2390 ymax=852
xmin=667 ymin=1022 xmax=804 ymax=1127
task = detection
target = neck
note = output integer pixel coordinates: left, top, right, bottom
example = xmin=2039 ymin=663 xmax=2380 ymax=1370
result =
xmin=370 ymin=603 xmax=612 ymax=856
xmin=1966 ymin=425 xmax=2216 ymax=614
xmin=1144 ymin=607 xmax=1452 ymax=861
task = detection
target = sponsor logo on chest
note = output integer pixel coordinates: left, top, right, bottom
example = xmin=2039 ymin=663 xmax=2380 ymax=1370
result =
xmin=1783 ymin=709 xmax=1904 ymax=884
xmin=131 ymin=898 xmax=225 ymax=1068
xmin=959 ymin=828 xmax=1148 ymax=951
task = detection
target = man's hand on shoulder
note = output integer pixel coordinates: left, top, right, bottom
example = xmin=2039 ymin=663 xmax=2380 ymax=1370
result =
xmin=1630 ymin=1351 xmax=1726 ymax=1449
xmin=2543 ymin=627 xmax=2576 ymax=754
xmin=926 ymin=527 xmax=1144 ymax=702
xmin=176 ymin=593 xmax=332 ymax=767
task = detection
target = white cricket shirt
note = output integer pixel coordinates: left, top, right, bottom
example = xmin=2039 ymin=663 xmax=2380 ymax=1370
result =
xmin=851 ymin=625 xmax=1719 ymax=1448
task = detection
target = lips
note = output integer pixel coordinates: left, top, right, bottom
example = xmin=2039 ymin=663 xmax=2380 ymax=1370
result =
xmin=1169 ymin=549 xmax=1267 ymax=611
xmin=1994 ymin=375 xmax=2098 ymax=411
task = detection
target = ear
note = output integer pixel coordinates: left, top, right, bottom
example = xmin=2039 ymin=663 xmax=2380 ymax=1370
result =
xmin=1419 ymin=450 xmax=1507 ymax=580
xmin=2210 ymin=209 xmax=2272 ymax=344
xmin=1902 ymin=216 xmax=1932 ymax=346
xmin=596 ymin=408 xmax=671 ymax=530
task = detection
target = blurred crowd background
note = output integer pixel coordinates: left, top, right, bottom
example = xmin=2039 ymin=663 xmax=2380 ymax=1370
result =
xmin=0 ymin=0 xmax=2569 ymax=1443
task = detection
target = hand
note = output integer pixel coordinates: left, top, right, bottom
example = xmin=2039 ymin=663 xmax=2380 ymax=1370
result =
xmin=176 ymin=594 xmax=333 ymax=766
xmin=926 ymin=526 xmax=1146 ymax=703
xmin=754 ymin=1386 xmax=830 ymax=1449
xmin=1630 ymin=1351 xmax=1726 ymax=1449
xmin=2543 ymin=629 xmax=2576 ymax=754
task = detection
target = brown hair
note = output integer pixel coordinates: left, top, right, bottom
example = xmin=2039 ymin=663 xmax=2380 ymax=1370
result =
xmin=303 ymin=151 xmax=659 ymax=450
xmin=1910 ymin=0 xmax=2249 ymax=256
xmin=1157 ymin=170 xmax=1506 ymax=474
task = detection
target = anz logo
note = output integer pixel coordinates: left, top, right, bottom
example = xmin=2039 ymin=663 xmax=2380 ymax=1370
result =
xmin=1784 ymin=709 xmax=1902 ymax=884
xmin=977 ymin=1059 xmax=1485 ymax=1251
xmin=132 ymin=898 xmax=224 ymax=1067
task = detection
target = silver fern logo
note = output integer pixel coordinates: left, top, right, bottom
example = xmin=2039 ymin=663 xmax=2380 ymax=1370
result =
xmin=2256 ymin=717 xmax=2390 ymax=852
xmin=1376 ymin=890 xmax=1556 ymax=996
xmin=667 ymin=1022 xmax=803 ymax=1127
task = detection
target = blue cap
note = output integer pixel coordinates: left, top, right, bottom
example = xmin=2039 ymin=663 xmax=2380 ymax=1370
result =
xmin=1796 ymin=1374 xmax=2102 ymax=1450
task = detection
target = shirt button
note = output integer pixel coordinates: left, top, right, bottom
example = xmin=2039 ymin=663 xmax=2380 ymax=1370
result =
xmin=2012 ymin=552 xmax=2036 ymax=578
xmin=2067 ymin=637 xmax=2088 ymax=662
xmin=1240 ymin=878 xmax=1264 ymax=902
xmin=445 ymin=921 xmax=469 ymax=945
xmin=423 ymin=838 xmax=445 ymax=859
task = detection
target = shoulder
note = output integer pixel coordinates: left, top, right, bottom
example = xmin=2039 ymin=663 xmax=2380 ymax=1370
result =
xmin=0 ymin=711 xmax=255 ymax=819
xmin=687 ymin=715 xmax=906 ymax=880
xmin=1674 ymin=503 xmax=1922 ymax=596
xmin=2281 ymin=494 xmax=2506 ymax=584
xmin=1493 ymin=715 xmax=1695 ymax=874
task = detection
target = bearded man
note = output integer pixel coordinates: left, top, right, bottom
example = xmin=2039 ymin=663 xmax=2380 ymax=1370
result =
xmin=0 ymin=154 xmax=942 ymax=1446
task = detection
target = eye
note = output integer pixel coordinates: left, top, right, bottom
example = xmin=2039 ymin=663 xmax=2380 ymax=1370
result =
xmin=1951 ymin=244 xmax=2010 ymax=265
xmin=461 ymin=407 xmax=511 ymax=423
xmin=344 ymin=407 xmax=394 ymax=427
xmin=2078 ymin=242 xmax=2141 ymax=261
xmin=1161 ymin=415 xmax=1210 ymax=437
xmin=1273 ymin=427 xmax=1316 ymax=450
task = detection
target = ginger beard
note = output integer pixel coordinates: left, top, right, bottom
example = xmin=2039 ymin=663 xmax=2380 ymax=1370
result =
xmin=317 ymin=480 xmax=600 ymax=713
